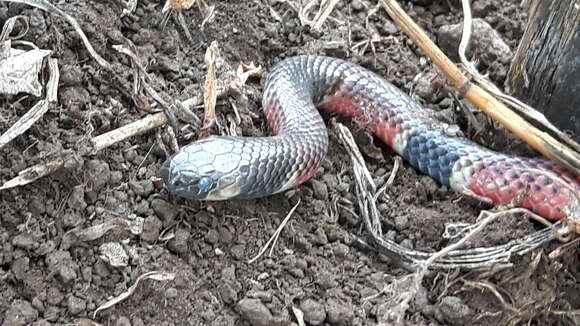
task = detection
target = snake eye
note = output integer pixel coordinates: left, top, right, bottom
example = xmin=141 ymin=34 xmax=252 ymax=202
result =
xmin=197 ymin=176 xmax=213 ymax=191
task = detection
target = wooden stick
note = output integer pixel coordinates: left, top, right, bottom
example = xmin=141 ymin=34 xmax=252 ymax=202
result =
xmin=199 ymin=41 xmax=219 ymax=138
xmin=378 ymin=0 xmax=580 ymax=172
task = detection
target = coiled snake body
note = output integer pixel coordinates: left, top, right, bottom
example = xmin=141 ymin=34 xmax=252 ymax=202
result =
xmin=160 ymin=56 xmax=579 ymax=220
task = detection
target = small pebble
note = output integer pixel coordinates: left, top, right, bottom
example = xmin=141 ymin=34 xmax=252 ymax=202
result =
xmin=11 ymin=257 xmax=29 ymax=280
xmin=288 ymin=268 xmax=304 ymax=278
xmin=312 ymin=199 xmax=326 ymax=214
xmin=314 ymin=228 xmax=328 ymax=245
xmin=150 ymin=199 xmax=178 ymax=226
xmin=3 ymin=300 xmax=39 ymax=326
xmin=132 ymin=317 xmax=145 ymax=326
xmin=435 ymin=296 xmax=472 ymax=325
xmin=115 ymin=316 xmax=132 ymax=326
xmin=332 ymin=243 xmax=350 ymax=258
xmin=168 ymin=229 xmax=190 ymax=254
xmin=317 ymin=271 xmax=338 ymax=289
xmin=350 ymin=0 xmax=364 ymax=11
xmin=230 ymin=244 xmax=246 ymax=260
xmin=129 ymin=180 xmax=154 ymax=197
xmin=400 ymin=239 xmax=414 ymax=249
xmin=67 ymin=295 xmax=86 ymax=316
xmin=46 ymin=287 xmax=64 ymax=305
xmin=321 ymin=174 xmax=339 ymax=189
xmin=60 ymin=64 xmax=83 ymax=85
xmin=394 ymin=215 xmax=409 ymax=231
xmin=85 ymin=160 xmax=111 ymax=191
xmin=165 ymin=287 xmax=178 ymax=299
xmin=218 ymin=227 xmax=234 ymax=243
xmin=310 ymin=179 xmax=329 ymax=200
xmin=294 ymin=235 xmax=312 ymax=252
xmin=473 ymin=0 xmax=494 ymax=17
xmin=326 ymin=298 xmax=354 ymax=325
xmin=205 ymin=229 xmax=219 ymax=244
xmin=59 ymin=86 xmax=90 ymax=109
xmin=437 ymin=18 xmax=512 ymax=67
xmin=247 ymin=290 xmax=273 ymax=302
xmin=141 ymin=216 xmax=162 ymax=242
xmin=237 ymin=298 xmax=274 ymax=326
xmin=69 ymin=186 xmax=87 ymax=211
xmin=46 ymin=251 xmax=78 ymax=284
xmin=300 ymin=299 xmax=326 ymax=326
xmin=31 ymin=296 xmax=44 ymax=312
xmin=219 ymin=283 xmax=238 ymax=305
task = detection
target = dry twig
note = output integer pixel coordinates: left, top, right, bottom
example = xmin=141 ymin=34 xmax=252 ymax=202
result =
xmin=281 ymin=0 xmax=340 ymax=31
xmin=199 ymin=41 xmax=220 ymax=138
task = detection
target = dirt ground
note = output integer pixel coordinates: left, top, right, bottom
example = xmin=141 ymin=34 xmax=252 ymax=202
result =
xmin=1 ymin=0 xmax=578 ymax=325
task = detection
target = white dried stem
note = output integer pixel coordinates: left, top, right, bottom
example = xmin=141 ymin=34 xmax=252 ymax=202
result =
xmin=248 ymin=199 xmax=301 ymax=264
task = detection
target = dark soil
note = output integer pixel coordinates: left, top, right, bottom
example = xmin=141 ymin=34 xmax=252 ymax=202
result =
xmin=1 ymin=0 xmax=578 ymax=325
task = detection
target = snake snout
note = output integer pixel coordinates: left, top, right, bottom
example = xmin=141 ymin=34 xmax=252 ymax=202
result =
xmin=159 ymin=147 xmax=219 ymax=200
xmin=159 ymin=159 xmax=172 ymax=185
xmin=160 ymin=157 xmax=189 ymax=192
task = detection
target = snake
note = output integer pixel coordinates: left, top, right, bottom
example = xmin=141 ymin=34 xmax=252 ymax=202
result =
xmin=160 ymin=56 xmax=579 ymax=221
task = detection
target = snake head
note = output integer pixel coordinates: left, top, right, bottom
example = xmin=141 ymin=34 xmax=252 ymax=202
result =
xmin=160 ymin=137 xmax=244 ymax=200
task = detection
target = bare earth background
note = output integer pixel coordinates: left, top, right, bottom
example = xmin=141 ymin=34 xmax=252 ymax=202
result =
xmin=1 ymin=0 xmax=578 ymax=325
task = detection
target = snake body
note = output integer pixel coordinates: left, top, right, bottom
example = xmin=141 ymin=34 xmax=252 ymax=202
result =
xmin=160 ymin=56 xmax=579 ymax=220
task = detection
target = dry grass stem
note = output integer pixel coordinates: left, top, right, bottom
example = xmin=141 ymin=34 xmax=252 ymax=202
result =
xmin=248 ymin=199 xmax=301 ymax=264
xmin=309 ymin=0 xmax=340 ymax=31
xmin=122 ymin=0 xmax=139 ymax=16
xmin=93 ymin=271 xmax=176 ymax=317
xmin=463 ymin=280 xmax=519 ymax=313
xmin=0 ymin=15 xmax=28 ymax=40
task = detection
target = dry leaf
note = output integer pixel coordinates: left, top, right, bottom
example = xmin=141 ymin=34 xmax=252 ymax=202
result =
xmin=99 ymin=242 xmax=129 ymax=267
xmin=0 ymin=40 xmax=51 ymax=96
